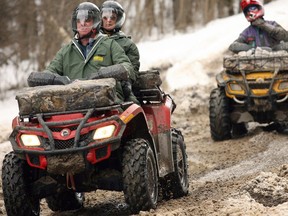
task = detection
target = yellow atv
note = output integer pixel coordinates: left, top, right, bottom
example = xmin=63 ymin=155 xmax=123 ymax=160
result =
xmin=209 ymin=49 xmax=288 ymax=141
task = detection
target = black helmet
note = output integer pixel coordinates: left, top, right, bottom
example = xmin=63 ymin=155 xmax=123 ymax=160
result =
xmin=71 ymin=2 xmax=101 ymax=34
xmin=100 ymin=1 xmax=126 ymax=31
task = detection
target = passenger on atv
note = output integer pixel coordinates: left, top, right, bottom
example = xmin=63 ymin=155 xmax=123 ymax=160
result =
xmin=100 ymin=0 xmax=140 ymax=104
xmin=229 ymin=0 xmax=288 ymax=54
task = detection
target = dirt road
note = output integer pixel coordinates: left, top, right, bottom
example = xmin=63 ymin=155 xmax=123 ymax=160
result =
xmin=1 ymin=84 xmax=288 ymax=216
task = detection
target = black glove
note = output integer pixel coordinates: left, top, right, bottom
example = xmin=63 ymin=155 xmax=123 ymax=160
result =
xmin=89 ymin=64 xmax=129 ymax=81
xmin=229 ymin=42 xmax=252 ymax=53
xmin=27 ymin=71 xmax=55 ymax=87
xmin=273 ymin=42 xmax=288 ymax=51
xmin=252 ymin=18 xmax=280 ymax=37
xmin=27 ymin=71 xmax=70 ymax=87
xmin=121 ymin=81 xmax=132 ymax=98
xmin=53 ymin=76 xmax=71 ymax=85
xmin=251 ymin=18 xmax=265 ymax=27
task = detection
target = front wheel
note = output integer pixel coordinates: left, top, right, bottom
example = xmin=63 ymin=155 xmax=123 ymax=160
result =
xmin=209 ymin=87 xmax=232 ymax=141
xmin=122 ymin=138 xmax=158 ymax=213
xmin=2 ymin=152 xmax=40 ymax=216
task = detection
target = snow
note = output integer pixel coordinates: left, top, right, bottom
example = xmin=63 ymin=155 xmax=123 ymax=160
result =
xmin=0 ymin=91 xmax=18 ymax=136
xmin=1 ymin=0 xmax=288 ymax=128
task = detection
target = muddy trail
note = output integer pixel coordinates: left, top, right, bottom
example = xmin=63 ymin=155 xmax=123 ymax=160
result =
xmin=1 ymin=84 xmax=288 ymax=215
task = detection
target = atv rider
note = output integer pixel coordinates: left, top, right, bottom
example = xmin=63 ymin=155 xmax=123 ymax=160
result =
xmin=100 ymin=0 xmax=140 ymax=104
xmin=229 ymin=0 xmax=288 ymax=53
xmin=44 ymin=2 xmax=135 ymax=103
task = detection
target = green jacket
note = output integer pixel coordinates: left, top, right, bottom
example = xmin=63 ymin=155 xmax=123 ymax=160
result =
xmin=46 ymin=34 xmax=135 ymax=101
xmin=108 ymin=31 xmax=140 ymax=78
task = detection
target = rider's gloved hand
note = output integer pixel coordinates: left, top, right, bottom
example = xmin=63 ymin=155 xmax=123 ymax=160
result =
xmin=251 ymin=18 xmax=265 ymax=27
xmin=121 ymin=81 xmax=132 ymax=98
xmin=89 ymin=64 xmax=129 ymax=81
xmin=53 ymin=76 xmax=71 ymax=85
xmin=27 ymin=71 xmax=71 ymax=87
xmin=273 ymin=42 xmax=288 ymax=51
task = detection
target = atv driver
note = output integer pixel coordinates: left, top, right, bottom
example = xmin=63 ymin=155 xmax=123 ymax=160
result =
xmin=209 ymin=0 xmax=288 ymax=141
xmin=229 ymin=0 xmax=288 ymax=53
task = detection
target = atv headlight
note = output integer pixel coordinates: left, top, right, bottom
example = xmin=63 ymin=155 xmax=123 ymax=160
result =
xmin=93 ymin=125 xmax=116 ymax=140
xmin=229 ymin=83 xmax=243 ymax=91
xmin=20 ymin=134 xmax=41 ymax=147
xmin=279 ymin=82 xmax=288 ymax=90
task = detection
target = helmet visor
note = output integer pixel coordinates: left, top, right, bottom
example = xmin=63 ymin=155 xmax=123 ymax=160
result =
xmin=77 ymin=10 xmax=93 ymax=26
xmin=72 ymin=8 xmax=101 ymax=32
xmin=101 ymin=9 xmax=117 ymax=21
xmin=101 ymin=8 xmax=125 ymax=30
xmin=247 ymin=6 xmax=258 ymax=12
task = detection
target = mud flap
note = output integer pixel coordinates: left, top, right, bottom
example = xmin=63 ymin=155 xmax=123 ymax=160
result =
xmin=157 ymin=131 xmax=174 ymax=177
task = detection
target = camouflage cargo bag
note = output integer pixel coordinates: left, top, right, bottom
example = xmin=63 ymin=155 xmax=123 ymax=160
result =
xmin=224 ymin=49 xmax=288 ymax=72
xmin=133 ymin=70 xmax=162 ymax=89
xmin=16 ymin=78 xmax=117 ymax=115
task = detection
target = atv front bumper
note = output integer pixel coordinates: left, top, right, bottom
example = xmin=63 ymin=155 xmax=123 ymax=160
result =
xmin=9 ymin=108 xmax=126 ymax=169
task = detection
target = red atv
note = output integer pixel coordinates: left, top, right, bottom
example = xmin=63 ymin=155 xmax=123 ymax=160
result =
xmin=1 ymin=70 xmax=189 ymax=215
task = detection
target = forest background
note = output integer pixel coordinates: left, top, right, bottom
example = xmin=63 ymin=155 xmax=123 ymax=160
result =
xmin=0 ymin=0 xmax=273 ymax=94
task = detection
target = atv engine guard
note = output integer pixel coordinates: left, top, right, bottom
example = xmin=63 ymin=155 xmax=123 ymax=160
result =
xmin=47 ymin=153 xmax=85 ymax=174
xmin=249 ymin=98 xmax=273 ymax=112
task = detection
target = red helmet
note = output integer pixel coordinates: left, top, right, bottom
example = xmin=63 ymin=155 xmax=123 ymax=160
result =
xmin=240 ymin=0 xmax=264 ymax=22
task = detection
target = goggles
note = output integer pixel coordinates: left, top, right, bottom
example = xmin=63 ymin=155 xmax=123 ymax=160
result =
xmin=247 ymin=6 xmax=258 ymax=12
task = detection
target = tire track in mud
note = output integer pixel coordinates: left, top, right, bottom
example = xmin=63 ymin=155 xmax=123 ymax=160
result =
xmin=197 ymin=132 xmax=288 ymax=183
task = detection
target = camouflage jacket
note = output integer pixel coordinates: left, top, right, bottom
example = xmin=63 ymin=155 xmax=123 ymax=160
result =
xmin=46 ymin=33 xmax=135 ymax=101
xmin=106 ymin=31 xmax=140 ymax=78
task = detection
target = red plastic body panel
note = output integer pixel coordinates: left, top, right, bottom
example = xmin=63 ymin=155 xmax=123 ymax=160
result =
xmin=142 ymin=96 xmax=174 ymax=176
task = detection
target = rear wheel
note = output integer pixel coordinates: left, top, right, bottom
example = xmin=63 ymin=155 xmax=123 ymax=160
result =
xmin=122 ymin=138 xmax=158 ymax=213
xmin=170 ymin=129 xmax=189 ymax=197
xmin=209 ymin=87 xmax=232 ymax=141
xmin=160 ymin=129 xmax=189 ymax=199
xmin=2 ymin=152 xmax=40 ymax=216
xmin=46 ymin=191 xmax=84 ymax=212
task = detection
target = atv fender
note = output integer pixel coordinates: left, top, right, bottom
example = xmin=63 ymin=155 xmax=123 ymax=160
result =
xmin=141 ymin=96 xmax=175 ymax=177
xmin=120 ymin=104 xmax=160 ymax=173
xmin=216 ymin=71 xmax=227 ymax=87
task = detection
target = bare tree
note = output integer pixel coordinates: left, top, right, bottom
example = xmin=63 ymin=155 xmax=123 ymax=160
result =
xmin=0 ymin=0 xmax=11 ymax=47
